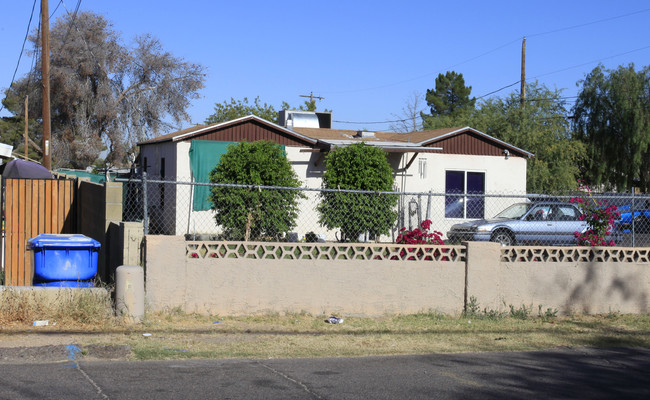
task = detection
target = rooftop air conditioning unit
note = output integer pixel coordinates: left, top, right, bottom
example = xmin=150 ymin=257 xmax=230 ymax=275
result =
xmin=278 ymin=110 xmax=332 ymax=129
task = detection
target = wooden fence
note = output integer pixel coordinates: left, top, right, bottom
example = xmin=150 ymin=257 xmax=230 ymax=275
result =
xmin=3 ymin=178 xmax=76 ymax=286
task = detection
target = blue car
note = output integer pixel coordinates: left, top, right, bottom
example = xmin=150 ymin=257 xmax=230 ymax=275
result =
xmin=446 ymin=201 xmax=619 ymax=246
xmin=616 ymin=204 xmax=650 ymax=233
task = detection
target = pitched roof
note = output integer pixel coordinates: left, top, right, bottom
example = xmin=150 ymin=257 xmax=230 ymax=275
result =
xmin=138 ymin=124 xmax=209 ymax=145
xmin=293 ymin=126 xmax=534 ymax=157
xmin=414 ymin=126 xmax=534 ymax=158
xmin=137 ymin=115 xmax=533 ymax=158
xmin=137 ymin=115 xmax=317 ymax=146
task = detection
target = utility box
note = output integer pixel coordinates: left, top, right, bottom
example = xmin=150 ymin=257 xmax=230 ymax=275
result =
xmin=27 ymin=234 xmax=101 ymax=287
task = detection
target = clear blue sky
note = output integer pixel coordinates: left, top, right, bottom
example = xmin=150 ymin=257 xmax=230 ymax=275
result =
xmin=1 ymin=1 xmax=649 ymax=132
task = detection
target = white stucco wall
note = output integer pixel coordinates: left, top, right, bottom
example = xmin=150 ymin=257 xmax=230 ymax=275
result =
xmin=146 ymin=140 xmax=529 ymax=241
xmin=175 ymin=145 xmax=322 ymax=238
xmin=392 ymin=153 xmax=528 ymax=238
xmin=174 ymin=141 xmax=197 ymax=236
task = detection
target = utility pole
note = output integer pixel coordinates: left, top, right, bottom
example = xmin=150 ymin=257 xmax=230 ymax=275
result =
xmin=24 ymin=96 xmax=28 ymax=160
xmin=520 ymin=37 xmax=526 ymax=108
xmin=299 ymin=92 xmax=324 ymax=111
xmin=41 ymin=0 xmax=51 ymax=170
xmin=299 ymin=92 xmax=325 ymax=103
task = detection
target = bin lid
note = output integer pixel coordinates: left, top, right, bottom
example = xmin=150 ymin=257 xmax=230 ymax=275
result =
xmin=28 ymin=234 xmax=101 ymax=248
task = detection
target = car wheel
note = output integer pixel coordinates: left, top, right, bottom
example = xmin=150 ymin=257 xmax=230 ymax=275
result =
xmin=491 ymin=230 xmax=514 ymax=246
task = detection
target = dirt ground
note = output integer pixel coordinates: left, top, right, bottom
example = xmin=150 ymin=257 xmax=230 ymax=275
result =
xmin=0 ymin=330 xmax=132 ymax=363
xmin=0 ymin=344 xmax=131 ymax=363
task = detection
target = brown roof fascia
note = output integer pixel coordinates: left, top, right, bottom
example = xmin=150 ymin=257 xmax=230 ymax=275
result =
xmin=138 ymin=124 xmax=208 ymax=145
xmin=416 ymin=126 xmax=535 ymax=158
xmin=137 ymin=115 xmax=318 ymax=147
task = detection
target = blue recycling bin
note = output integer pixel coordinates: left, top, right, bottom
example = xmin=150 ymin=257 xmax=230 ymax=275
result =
xmin=28 ymin=234 xmax=101 ymax=287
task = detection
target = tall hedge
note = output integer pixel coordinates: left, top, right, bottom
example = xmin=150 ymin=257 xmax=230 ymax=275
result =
xmin=318 ymin=142 xmax=398 ymax=241
xmin=209 ymin=141 xmax=303 ymax=241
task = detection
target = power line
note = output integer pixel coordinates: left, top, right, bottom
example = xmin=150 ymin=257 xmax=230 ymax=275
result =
xmin=477 ymin=81 xmax=521 ymax=99
xmin=50 ymin=0 xmax=64 ymax=18
xmin=59 ymin=0 xmax=82 ymax=49
xmin=0 ymin=0 xmax=39 ymax=115
xmin=534 ymin=44 xmax=650 ymax=79
xmin=333 ymin=118 xmax=413 ymax=125
xmin=476 ymin=44 xmax=650 ymax=99
xmin=322 ymin=37 xmax=522 ymax=95
xmin=324 ymin=8 xmax=650 ymax=97
xmin=527 ymin=8 xmax=650 ymax=38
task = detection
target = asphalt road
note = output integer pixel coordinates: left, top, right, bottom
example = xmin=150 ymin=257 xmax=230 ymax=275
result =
xmin=0 ymin=347 xmax=649 ymax=399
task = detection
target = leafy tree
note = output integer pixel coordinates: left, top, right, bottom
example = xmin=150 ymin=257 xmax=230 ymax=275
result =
xmin=205 ymin=97 xmax=329 ymax=125
xmin=208 ymin=141 xmax=304 ymax=241
xmin=205 ymin=97 xmax=279 ymax=124
xmin=0 ymin=116 xmax=41 ymax=160
xmin=470 ymin=82 xmax=585 ymax=193
xmin=422 ymin=71 xmax=475 ymax=128
xmin=317 ymin=143 xmax=398 ymax=242
xmin=572 ymin=64 xmax=650 ymax=191
xmin=1 ymin=11 xmax=205 ymax=168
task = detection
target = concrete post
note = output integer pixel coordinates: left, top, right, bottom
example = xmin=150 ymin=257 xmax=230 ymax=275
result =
xmin=121 ymin=222 xmax=144 ymax=266
xmin=115 ymin=265 xmax=145 ymax=323
xmin=464 ymin=241 xmax=502 ymax=311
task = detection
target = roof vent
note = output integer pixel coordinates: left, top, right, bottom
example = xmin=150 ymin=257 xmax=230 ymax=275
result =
xmin=355 ymin=130 xmax=375 ymax=138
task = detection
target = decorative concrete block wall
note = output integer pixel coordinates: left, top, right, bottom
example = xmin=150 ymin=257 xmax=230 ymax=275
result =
xmin=143 ymin=236 xmax=650 ymax=316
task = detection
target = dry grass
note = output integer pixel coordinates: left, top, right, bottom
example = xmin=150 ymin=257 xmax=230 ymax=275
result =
xmin=1 ymin=290 xmax=649 ymax=361
xmin=0 ymin=287 xmax=118 ymax=329
xmin=90 ymin=311 xmax=650 ymax=360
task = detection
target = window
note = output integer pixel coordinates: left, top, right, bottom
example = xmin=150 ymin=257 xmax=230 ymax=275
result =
xmin=418 ymin=158 xmax=427 ymax=179
xmin=445 ymin=171 xmax=485 ymax=218
xmin=554 ymin=205 xmax=580 ymax=221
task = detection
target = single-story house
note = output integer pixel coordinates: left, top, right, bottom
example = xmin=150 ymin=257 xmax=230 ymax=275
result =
xmin=137 ymin=111 xmax=533 ymax=241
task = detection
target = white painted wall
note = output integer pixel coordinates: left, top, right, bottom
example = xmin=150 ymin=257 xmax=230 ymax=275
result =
xmin=393 ymin=152 xmax=528 ymax=239
xmin=146 ymin=141 xmax=529 ymax=242
xmin=176 ymin=145 xmax=324 ymax=238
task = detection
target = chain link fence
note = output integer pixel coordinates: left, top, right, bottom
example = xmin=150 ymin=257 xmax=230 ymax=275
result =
xmin=116 ymin=174 xmax=650 ymax=247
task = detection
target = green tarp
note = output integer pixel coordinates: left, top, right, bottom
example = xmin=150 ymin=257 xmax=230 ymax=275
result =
xmin=189 ymin=140 xmax=237 ymax=211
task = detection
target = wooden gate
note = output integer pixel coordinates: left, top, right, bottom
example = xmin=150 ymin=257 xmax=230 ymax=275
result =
xmin=3 ymin=178 xmax=77 ymax=286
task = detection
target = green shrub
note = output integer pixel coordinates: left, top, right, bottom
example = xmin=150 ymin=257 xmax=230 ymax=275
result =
xmin=318 ymin=143 xmax=398 ymax=241
xmin=209 ymin=141 xmax=304 ymax=241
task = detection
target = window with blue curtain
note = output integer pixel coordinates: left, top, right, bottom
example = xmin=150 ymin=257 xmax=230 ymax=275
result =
xmin=445 ymin=171 xmax=485 ymax=218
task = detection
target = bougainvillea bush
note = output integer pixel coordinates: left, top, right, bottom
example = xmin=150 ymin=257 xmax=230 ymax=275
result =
xmin=396 ymin=219 xmax=444 ymax=245
xmin=395 ymin=220 xmax=446 ymax=260
xmin=569 ymin=181 xmax=620 ymax=246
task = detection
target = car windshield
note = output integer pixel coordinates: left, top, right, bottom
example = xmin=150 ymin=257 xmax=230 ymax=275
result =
xmin=494 ymin=203 xmax=532 ymax=219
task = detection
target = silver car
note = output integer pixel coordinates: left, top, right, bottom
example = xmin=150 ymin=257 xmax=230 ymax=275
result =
xmin=446 ymin=202 xmax=592 ymax=246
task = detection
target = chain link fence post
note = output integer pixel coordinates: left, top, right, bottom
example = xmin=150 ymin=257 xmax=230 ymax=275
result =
xmin=143 ymin=171 xmax=149 ymax=236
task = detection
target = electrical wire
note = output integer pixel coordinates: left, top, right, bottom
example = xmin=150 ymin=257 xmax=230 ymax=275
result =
xmin=59 ymin=0 xmax=82 ymax=49
xmin=324 ymin=8 xmax=650 ymax=99
xmin=322 ymin=37 xmax=522 ymax=95
xmin=527 ymin=8 xmax=650 ymax=38
xmin=0 ymin=0 xmax=38 ymax=115
xmin=476 ymin=44 xmax=650 ymax=99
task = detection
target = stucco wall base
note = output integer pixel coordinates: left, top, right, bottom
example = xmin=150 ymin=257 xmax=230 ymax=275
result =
xmin=466 ymin=242 xmax=649 ymax=315
xmin=145 ymin=236 xmax=465 ymax=316
xmin=145 ymin=237 xmax=650 ymax=316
